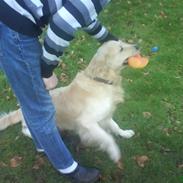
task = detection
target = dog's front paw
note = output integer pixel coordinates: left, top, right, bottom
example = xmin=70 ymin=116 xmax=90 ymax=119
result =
xmin=22 ymin=127 xmax=32 ymax=138
xmin=119 ymin=129 xmax=135 ymax=139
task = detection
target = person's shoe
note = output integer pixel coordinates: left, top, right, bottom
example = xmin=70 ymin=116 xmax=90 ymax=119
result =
xmin=66 ymin=165 xmax=100 ymax=183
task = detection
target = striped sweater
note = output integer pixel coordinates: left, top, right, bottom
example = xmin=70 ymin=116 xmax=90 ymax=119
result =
xmin=0 ymin=0 xmax=118 ymax=78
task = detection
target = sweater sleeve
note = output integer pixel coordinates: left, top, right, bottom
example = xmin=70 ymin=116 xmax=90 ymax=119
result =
xmin=41 ymin=0 xmax=112 ymax=78
xmin=83 ymin=19 xmax=119 ymax=43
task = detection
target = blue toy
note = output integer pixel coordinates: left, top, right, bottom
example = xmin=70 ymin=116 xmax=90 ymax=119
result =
xmin=151 ymin=46 xmax=159 ymax=53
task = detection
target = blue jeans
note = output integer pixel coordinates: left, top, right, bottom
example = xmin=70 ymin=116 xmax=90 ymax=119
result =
xmin=0 ymin=22 xmax=77 ymax=174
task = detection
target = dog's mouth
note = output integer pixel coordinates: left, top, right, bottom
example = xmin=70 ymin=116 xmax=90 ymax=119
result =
xmin=122 ymin=51 xmax=140 ymax=66
xmin=122 ymin=56 xmax=133 ymax=66
xmin=123 ymin=59 xmax=128 ymax=66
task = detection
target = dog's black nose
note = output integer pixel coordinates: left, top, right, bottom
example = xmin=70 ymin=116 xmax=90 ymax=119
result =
xmin=135 ymin=44 xmax=139 ymax=50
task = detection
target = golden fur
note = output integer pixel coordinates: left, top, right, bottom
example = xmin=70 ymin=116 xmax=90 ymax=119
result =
xmin=0 ymin=41 xmax=139 ymax=166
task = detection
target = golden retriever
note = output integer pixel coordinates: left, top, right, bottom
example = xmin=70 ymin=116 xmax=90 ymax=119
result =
xmin=0 ymin=40 xmax=139 ymax=166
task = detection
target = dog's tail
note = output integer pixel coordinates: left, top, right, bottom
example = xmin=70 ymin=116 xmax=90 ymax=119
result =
xmin=0 ymin=109 xmax=22 ymax=131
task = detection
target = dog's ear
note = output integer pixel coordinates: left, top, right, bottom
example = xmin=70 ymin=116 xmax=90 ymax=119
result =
xmin=89 ymin=52 xmax=106 ymax=67
xmin=85 ymin=52 xmax=107 ymax=76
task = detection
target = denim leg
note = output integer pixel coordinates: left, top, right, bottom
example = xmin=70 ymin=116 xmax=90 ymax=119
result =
xmin=0 ymin=61 xmax=2 ymax=71
xmin=21 ymin=111 xmax=44 ymax=150
xmin=0 ymin=22 xmax=77 ymax=173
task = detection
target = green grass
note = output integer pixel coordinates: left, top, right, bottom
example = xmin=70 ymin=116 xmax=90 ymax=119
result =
xmin=0 ymin=0 xmax=183 ymax=182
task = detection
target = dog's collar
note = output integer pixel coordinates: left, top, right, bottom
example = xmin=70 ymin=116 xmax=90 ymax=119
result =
xmin=93 ymin=77 xmax=113 ymax=85
xmin=92 ymin=77 xmax=113 ymax=85
xmin=84 ymin=72 xmax=114 ymax=85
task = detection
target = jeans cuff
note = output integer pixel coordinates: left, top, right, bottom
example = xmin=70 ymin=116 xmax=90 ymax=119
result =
xmin=58 ymin=161 xmax=78 ymax=174
xmin=36 ymin=148 xmax=44 ymax=153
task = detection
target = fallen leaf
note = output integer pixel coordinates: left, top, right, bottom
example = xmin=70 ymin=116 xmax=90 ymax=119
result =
xmin=127 ymin=39 xmax=134 ymax=44
xmin=0 ymin=161 xmax=8 ymax=168
xmin=15 ymin=136 xmax=20 ymax=141
xmin=143 ymin=72 xmax=150 ymax=76
xmin=162 ymin=128 xmax=172 ymax=136
xmin=177 ymin=164 xmax=183 ymax=168
xmin=32 ymin=156 xmax=45 ymax=170
xmin=134 ymin=155 xmax=149 ymax=168
xmin=6 ymin=96 xmax=10 ymax=100
xmin=127 ymin=1 xmax=131 ymax=5
xmin=143 ymin=112 xmax=152 ymax=119
xmin=127 ymin=78 xmax=133 ymax=83
xmin=160 ymin=147 xmax=172 ymax=154
xmin=59 ymin=73 xmax=68 ymax=82
xmin=60 ymin=63 xmax=66 ymax=69
xmin=116 ymin=160 xmax=124 ymax=170
xmin=10 ymin=156 xmax=23 ymax=168
xmin=160 ymin=11 xmax=167 ymax=18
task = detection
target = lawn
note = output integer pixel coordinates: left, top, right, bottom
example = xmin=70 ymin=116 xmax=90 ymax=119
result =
xmin=0 ymin=0 xmax=183 ymax=182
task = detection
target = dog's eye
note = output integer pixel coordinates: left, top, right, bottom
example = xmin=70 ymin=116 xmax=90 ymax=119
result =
xmin=120 ymin=47 xmax=123 ymax=52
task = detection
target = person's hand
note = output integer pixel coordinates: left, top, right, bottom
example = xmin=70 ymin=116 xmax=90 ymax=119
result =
xmin=43 ymin=73 xmax=58 ymax=90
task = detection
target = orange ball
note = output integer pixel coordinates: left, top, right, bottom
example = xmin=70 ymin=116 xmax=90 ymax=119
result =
xmin=128 ymin=54 xmax=149 ymax=69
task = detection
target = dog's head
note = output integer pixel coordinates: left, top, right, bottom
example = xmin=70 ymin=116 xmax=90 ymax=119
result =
xmin=94 ymin=40 xmax=139 ymax=70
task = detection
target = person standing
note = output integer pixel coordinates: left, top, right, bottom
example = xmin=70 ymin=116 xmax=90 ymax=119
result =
xmin=0 ymin=0 xmax=118 ymax=182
